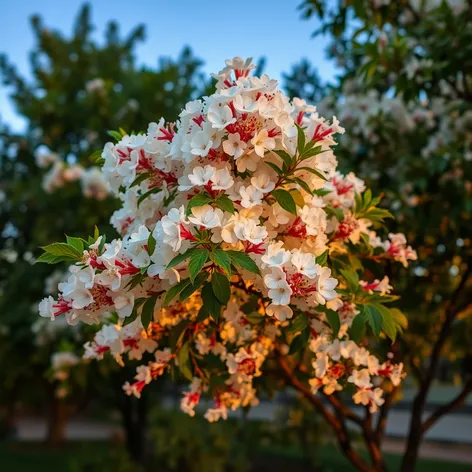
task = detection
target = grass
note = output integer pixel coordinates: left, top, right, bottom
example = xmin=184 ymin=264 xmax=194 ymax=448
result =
xmin=0 ymin=441 xmax=471 ymax=472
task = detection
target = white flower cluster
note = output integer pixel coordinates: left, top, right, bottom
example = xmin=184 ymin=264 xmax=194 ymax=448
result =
xmin=35 ymin=147 xmax=110 ymax=199
xmin=39 ymin=58 xmax=415 ymax=420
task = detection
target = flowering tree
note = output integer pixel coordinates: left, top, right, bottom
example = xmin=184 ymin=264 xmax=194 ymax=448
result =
xmin=37 ymin=57 xmax=415 ymax=471
xmin=291 ymin=0 xmax=472 ymax=470
xmin=0 ymin=3 xmax=206 ymax=452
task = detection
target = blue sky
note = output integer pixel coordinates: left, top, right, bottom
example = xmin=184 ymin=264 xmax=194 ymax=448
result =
xmin=0 ymin=0 xmax=337 ymax=131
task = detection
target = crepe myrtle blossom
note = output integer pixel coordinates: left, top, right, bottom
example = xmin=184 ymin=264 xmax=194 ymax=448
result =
xmin=38 ymin=57 xmax=413 ymax=421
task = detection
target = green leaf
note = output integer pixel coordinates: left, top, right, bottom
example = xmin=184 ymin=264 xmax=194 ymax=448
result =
xmin=363 ymin=304 xmax=382 ymax=337
xmin=363 ymin=208 xmax=394 ymax=221
xmin=245 ymin=312 xmax=264 ymax=324
xmin=107 ymin=130 xmax=122 ymax=141
xmin=286 ymin=314 xmax=309 ymax=334
xmin=316 ymin=250 xmax=329 ymax=266
xmin=201 ymin=282 xmax=222 ymax=321
xmin=188 ymin=248 xmax=209 ymax=283
xmin=137 ymin=187 xmax=162 ymax=207
xmin=340 ymin=269 xmax=360 ymax=293
xmin=147 ymin=231 xmax=156 ymax=256
xmin=300 ymin=145 xmax=323 ymax=160
xmin=274 ymin=149 xmax=293 ymax=168
xmin=296 ymin=166 xmax=327 ymax=181
xmin=293 ymin=177 xmax=313 ymax=195
xmin=264 ymin=161 xmax=284 ymax=175
xmin=226 ymin=250 xmax=260 ymax=275
xmin=296 ymin=124 xmax=306 ymax=154
xmin=130 ymin=172 xmax=152 ymax=188
xmin=35 ymin=253 xmax=73 ymax=264
xmin=186 ymin=193 xmax=212 ymax=216
xmin=289 ymin=327 xmax=310 ymax=355
xmin=169 ymin=320 xmax=189 ymax=351
xmin=215 ymin=194 xmax=235 ymax=214
xmin=141 ymin=295 xmax=158 ymax=329
xmin=348 ymin=312 xmax=365 ymax=343
xmin=272 ymin=189 xmax=297 ymax=215
xmin=93 ymin=225 xmax=100 ymax=241
xmin=177 ymin=342 xmax=193 ymax=381
xmin=326 ymin=310 xmax=340 ymax=338
xmin=374 ymin=303 xmax=398 ymax=342
xmin=89 ymin=149 xmax=103 ymax=164
xmin=167 ymin=248 xmax=197 ymax=270
xmin=179 ymin=272 xmax=208 ymax=302
xmin=390 ymin=308 xmax=408 ymax=331
xmin=211 ymin=272 xmax=231 ymax=305
xmin=40 ymin=243 xmax=82 ymax=261
xmin=209 ymin=249 xmax=232 ymax=277
xmin=66 ymin=236 xmax=84 ymax=253
xmin=163 ymin=279 xmax=191 ymax=307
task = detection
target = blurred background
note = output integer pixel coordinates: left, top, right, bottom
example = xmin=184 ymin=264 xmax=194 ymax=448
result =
xmin=0 ymin=1 xmax=471 ymax=471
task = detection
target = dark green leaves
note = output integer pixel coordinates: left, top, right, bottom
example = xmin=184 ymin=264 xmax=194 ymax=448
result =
xmin=186 ymin=193 xmax=212 ymax=216
xmin=167 ymin=247 xmax=197 ymax=270
xmin=179 ymin=272 xmax=208 ymax=301
xmin=209 ymin=249 xmax=232 ymax=277
xmin=296 ymin=124 xmax=306 ymax=154
xmin=289 ymin=327 xmax=310 ymax=355
xmin=326 ymin=310 xmax=340 ymax=338
xmin=214 ymin=194 xmax=235 ymax=214
xmin=107 ymin=130 xmax=123 ymax=141
xmin=188 ymin=248 xmax=209 ymax=283
xmin=130 ymin=172 xmax=152 ymax=188
xmin=226 ymin=250 xmax=260 ymax=274
xmin=37 ymin=242 xmax=83 ymax=264
xmin=147 ymin=231 xmax=156 ymax=256
xmin=348 ymin=312 xmax=366 ymax=343
xmin=137 ymin=187 xmax=162 ymax=207
xmin=177 ymin=342 xmax=193 ymax=381
xmin=200 ymin=282 xmax=222 ymax=321
xmin=211 ymin=272 xmax=231 ymax=305
xmin=286 ymin=314 xmax=309 ymax=334
xmin=272 ymin=189 xmax=297 ymax=215
xmin=141 ymin=294 xmax=158 ymax=329
xmin=363 ymin=304 xmax=383 ymax=337
xmin=163 ymin=279 xmax=192 ymax=307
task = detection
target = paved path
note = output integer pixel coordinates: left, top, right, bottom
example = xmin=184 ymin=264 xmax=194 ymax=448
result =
xmin=13 ymin=406 xmax=472 ymax=465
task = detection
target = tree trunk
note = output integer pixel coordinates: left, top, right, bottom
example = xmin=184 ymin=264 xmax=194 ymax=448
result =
xmin=46 ymin=397 xmax=68 ymax=447
xmin=120 ymin=392 xmax=148 ymax=465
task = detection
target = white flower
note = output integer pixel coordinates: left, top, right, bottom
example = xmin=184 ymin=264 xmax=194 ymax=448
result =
xmin=188 ymin=165 xmax=216 ymax=187
xmin=251 ymin=173 xmax=275 ymax=194
xmin=239 ymin=185 xmax=263 ymax=208
xmin=188 ymin=205 xmax=224 ymax=228
xmin=313 ymin=266 xmax=338 ymax=305
xmin=291 ymin=250 xmax=318 ymax=279
xmin=251 ymin=129 xmax=276 ymax=157
xmin=261 ymin=242 xmax=291 ymax=267
xmin=207 ymin=103 xmax=236 ymax=129
xmin=211 ymin=167 xmax=234 ymax=191
xmin=223 ymin=133 xmax=247 ymax=159
xmin=347 ymin=369 xmax=373 ymax=388
xmin=266 ymin=303 xmax=293 ymax=321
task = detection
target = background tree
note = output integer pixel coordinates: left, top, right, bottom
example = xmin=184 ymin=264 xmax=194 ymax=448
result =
xmin=0 ymin=2 xmax=206 ymax=457
xmin=278 ymin=1 xmax=472 ymax=470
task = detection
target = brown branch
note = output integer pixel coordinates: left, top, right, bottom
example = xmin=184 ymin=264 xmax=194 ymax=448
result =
xmin=322 ymin=391 xmax=363 ymax=426
xmin=401 ymin=262 xmax=471 ymax=472
xmin=422 ymin=379 xmax=472 ymax=433
xmin=276 ymin=354 xmax=377 ymax=472
xmin=375 ymin=386 xmax=399 ymax=444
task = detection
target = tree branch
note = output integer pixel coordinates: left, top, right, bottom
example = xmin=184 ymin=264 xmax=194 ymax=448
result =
xmin=401 ymin=262 xmax=471 ymax=472
xmin=422 ymin=379 xmax=472 ymax=433
xmin=276 ymin=353 xmax=377 ymax=472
